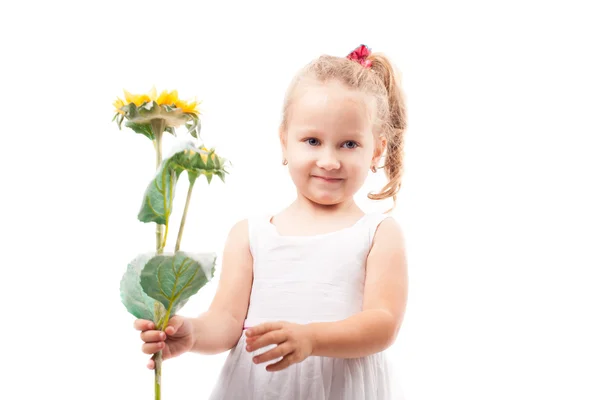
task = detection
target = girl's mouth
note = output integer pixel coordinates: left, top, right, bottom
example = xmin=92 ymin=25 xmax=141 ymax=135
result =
xmin=312 ymin=175 xmax=343 ymax=183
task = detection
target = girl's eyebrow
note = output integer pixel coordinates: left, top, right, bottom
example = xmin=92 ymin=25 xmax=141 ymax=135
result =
xmin=294 ymin=127 xmax=323 ymax=135
xmin=294 ymin=127 xmax=366 ymax=137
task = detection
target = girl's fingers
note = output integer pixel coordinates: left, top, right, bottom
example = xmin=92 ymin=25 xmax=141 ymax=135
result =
xmin=246 ymin=330 xmax=286 ymax=352
xmin=147 ymin=359 xmax=155 ymax=370
xmin=134 ymin=319 xmax=154 ymax=331
xmin=165 ymin=315 xmax=185 ymax=335
xmin=266 ymin=353 xmax=295 ymax=372
xmin=252 ymin=343 xmax=292 ymax=365
xmin=141 ymin=330 xmax=166 ymax=343
xmin=142 ymin=341 xmax=165 ymax=355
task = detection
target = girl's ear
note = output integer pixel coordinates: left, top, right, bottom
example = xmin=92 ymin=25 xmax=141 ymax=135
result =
xmin=279 ymin=127 xmax=288 ymax=157
xmin=372 ymin=135 xmax=387 ymax=165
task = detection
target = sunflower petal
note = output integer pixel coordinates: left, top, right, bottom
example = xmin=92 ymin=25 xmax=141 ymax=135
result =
xmin=148 ymin=86 xmax=157 ymax=101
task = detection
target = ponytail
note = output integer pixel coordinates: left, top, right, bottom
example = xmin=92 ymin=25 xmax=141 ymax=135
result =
xmin=366 ymin=53 xmax=407 ymax=210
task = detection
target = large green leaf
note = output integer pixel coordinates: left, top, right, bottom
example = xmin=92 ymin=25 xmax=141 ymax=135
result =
xmin=120 ymin=253 xmax=167 ymax=323
xmin=140 ymin=251 xmax=216 ymax=316
xmin=124 ymin=121 xmax=154 ymax=140
xmin=137 ymin=159 xmax=183 ymax=224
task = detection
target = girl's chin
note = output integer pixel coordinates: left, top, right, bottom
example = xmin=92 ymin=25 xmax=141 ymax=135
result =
xmin=304 ymin=191 xmax=347 ymax=206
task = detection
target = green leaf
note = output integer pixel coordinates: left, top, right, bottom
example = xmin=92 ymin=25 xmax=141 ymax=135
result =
xmin=206 ymin=151 xmax=215 ymax=170
xmin=137 ymin=144 xmax=229 ymax=225
xmin=124 ymin=102 xmax=138 ymax=119
xmin=165 ymin=126 xmax=176 ymax=136
xmin=120 ymin=253 xmax=167 ymax=323
xmin=137 ymin=101 xmax=160 ymax=119
xmin=137 ymin=161 xmax=182 ymax=224
xmin=187 ymin=170 xmax=199 ymax=186
xmin=154 ymin=300 xmax=167 ymax=328
xmin=125 ymin=122 xmax=154 ymax=140
xmin=185 ymin=114 xmax=201 ymax=139
xmin=140 ymin=252 xmax=216 ymax=316
xmin=192 ymin=149 xmax=206 ymax=169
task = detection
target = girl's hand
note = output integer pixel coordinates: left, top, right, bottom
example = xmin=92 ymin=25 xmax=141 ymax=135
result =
xmin=244 ymin=321 xmax=314 ymax=372
xmin=133 ymin=316 xmax=195 ymax=369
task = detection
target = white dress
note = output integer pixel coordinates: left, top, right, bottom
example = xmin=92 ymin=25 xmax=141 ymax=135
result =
xmin=208 ymin=212 xmax=404 ymax=400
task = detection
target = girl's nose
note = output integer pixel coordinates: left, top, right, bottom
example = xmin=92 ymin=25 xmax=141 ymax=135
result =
xmin=316 ymin=151 xmax=341 ymax=170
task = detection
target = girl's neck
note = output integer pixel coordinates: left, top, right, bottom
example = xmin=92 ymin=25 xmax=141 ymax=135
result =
xmin=288 ymin=193 xmax=363 ymax=220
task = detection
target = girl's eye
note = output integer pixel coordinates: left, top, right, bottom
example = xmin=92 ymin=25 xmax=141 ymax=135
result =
xmin=306 ymin=138 xmax=320 ymax=146
xmin=342 ymin=141 xmax=359 ymax=149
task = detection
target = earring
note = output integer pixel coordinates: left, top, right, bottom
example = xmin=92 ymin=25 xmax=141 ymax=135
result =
xmin=371 ymin=165 xmax=377 ymax=173
xmin=283 ymin=158 xmax=288 ymax=166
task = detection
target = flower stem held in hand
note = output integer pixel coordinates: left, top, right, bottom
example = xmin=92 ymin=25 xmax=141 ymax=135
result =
xmin=151 ymin=117 xmax=166 ymax=398
xmin=152 ymin=310 xmax=173 ymax=400
xmin=152 ymin=351 xmax=162 ymax=400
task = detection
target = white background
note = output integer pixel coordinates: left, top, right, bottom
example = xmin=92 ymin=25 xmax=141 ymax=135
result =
xmin=2 ymin=0 xmax=599 ymax=399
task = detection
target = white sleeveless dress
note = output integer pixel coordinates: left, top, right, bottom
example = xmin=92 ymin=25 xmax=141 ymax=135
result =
xmin=208 ymin=212 xmax=402 ymax=400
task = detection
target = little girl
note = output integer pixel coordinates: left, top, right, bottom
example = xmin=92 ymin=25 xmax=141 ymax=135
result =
xmin=134 ymin=44 xmax=409 ymax=399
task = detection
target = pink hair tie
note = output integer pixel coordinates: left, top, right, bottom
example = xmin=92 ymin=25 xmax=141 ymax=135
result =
xmin=347 ymin=44 xmax=372 ymax=68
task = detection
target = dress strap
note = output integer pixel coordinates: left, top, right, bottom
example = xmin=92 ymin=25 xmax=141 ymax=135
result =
xmin=247 ymin=213 xmax=275 ymax=259
xmin=366 ymin=212 xmax=393 ymax=247
xmin=247 ymin=214 xmax=265 ymax=259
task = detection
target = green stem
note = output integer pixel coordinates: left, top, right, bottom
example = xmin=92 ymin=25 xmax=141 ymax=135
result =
xmin=162 ymin=220 xmax=169 ymax=252
xmin=151 ymin=119 xmax=167 ymax=399
xmin=159 ymin=169 xmax=176 ymax=252
xmin=152 ymin=310 xmax=173 ymax=400
xmin=153 ymin=352 xmax=162 ymax=400
xmin=151 ymin=119 xmax=167 ymax=254
xmin=175 ymin=180 xmax=195 ymax=252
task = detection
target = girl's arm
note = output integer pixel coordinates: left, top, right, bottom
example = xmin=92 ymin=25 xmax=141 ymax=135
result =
xmin=308 ymin=217 xmax=408 ymax=358
xmin=187 ymin=219 xmax=254 ymax=354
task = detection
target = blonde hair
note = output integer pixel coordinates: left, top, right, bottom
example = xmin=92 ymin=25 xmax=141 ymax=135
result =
xmin=280 ymin=49 xmax=407 ymax=210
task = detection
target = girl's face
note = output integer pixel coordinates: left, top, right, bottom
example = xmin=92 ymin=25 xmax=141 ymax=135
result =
xmin=281 ymin=80 xmax=385 ymax=206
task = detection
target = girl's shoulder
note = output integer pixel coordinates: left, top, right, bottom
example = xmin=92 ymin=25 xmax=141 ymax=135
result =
xmin=358 ymin=211 xmax=398 ymax=246
xmin=368 ymin=212 xmax=405 ymax=253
